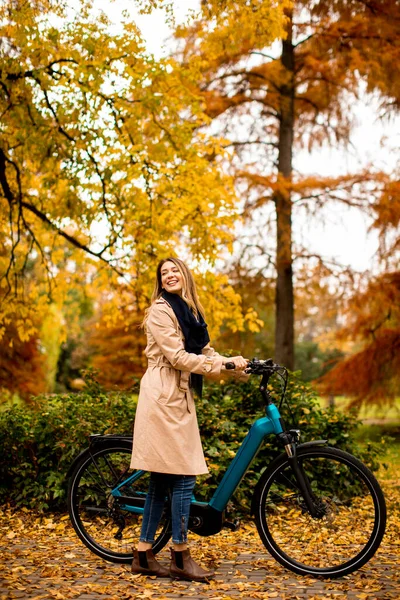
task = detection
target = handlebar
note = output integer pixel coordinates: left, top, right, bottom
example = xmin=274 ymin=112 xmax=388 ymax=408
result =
xmin=224 ymin=358 xmax=286 ymax=374
xmin=225 ymin=358 xmax=289 ymax=410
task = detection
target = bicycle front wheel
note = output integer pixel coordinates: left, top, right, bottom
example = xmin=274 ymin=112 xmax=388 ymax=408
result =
xmin=68 ymin=441 xmax=171 ymax=563
xmin=254 ymin=446 xmax=386 ymax=577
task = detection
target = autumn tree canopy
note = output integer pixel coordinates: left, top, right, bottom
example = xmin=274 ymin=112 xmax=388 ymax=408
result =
xmin=0 ymin=0 xmax=289 ymax=395
xmin=0 ymin=0 xmax=279 ymax=347
xmin=177 ymin=0 xmax=400 ymax=373
xmin=1 ymin=0 xmax=398 ymax=402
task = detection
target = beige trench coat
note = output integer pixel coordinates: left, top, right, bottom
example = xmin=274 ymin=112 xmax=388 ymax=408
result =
xmin=130 ymin=297 xmax=231 ymax=475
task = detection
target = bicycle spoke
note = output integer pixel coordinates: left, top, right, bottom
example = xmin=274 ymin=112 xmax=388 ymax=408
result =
xmin=267 ymin=470 xmax=375 ymax=567
xmin=82 ymin=468 xmax=109 ymax=496
xmin=68 ymin=445 xmax=171 ymax=562
xmin=255 ymin=447 xmax=386 ymax=576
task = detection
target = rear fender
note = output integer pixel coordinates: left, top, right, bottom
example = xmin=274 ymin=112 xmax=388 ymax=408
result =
xmin=66 ymin=434 xmax=133 ymax=478
xmin=67 ymin=448 xmax=92 ymax=478
xmin=89 ymin=434 xmax=133 ymax=445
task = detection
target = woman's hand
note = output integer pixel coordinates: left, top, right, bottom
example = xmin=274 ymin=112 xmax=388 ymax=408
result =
xmin=224 ymin=356 xmax=249 ymax=370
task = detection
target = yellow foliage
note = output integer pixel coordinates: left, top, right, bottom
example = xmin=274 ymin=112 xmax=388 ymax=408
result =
xmin=0 ymin=0 xmax=261 ymax=347
xmin=176 ymin=0 xmax=289 ymax=71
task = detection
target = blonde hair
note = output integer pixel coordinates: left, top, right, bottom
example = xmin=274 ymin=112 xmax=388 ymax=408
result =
xmin=142 ymin=257 xmax=206 ymax=327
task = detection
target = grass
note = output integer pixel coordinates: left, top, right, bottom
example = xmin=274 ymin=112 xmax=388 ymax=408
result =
xmin=319 ymin=395 xmax=400 ymax=421
xmin=317 ymin=395 xmax=400 ymax=443
xmin=380 ymin=442 xmax=400 ymax=476
xmin=356 ymin=422 xmax=400 ymax=443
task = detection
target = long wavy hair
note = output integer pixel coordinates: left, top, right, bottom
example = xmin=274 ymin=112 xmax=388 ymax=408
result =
xmin=142 ymin=257 xmax=206 ymax=327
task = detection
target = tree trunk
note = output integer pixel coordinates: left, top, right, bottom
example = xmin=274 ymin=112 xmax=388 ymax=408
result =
xmin=274 ymin=16 xmax=295 ymax=369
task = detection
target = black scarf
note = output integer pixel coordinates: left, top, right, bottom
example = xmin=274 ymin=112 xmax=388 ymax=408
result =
xmin=161 ymin=291 xmax=210 ymax=397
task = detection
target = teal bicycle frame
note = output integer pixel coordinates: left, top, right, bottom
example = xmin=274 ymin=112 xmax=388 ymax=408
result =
xmin=111 ymin=403 xmax=283 ymax=514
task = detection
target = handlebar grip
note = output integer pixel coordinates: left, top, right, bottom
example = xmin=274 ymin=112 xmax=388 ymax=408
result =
xmin=225 ymin=362 xmax=236 ymax=370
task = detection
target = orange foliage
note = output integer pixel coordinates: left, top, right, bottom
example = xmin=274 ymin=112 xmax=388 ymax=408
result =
xmin=179 ymin=0 xmax=400 ymax=378
xmin=374 ymin=181 xmax=400 ymax=229
xmin=86 ymin=302 xmax=147 ymax=391
xmin=181 ymin=0 xmax=400 ymax=222
xmin=317 ymin=272 xmax=400 ymax=405
xmin=0 ymin=323 xmax=47 ymax=400
xmin=317 ymin=176 xmax=400 ymax=405
xmin=372 ymin=178 xmax=400 ymax=265
xmin=318 ymin=327 xmax=400 ymax=406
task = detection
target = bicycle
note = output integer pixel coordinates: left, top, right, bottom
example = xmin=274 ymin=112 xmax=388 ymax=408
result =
xmin=67 ymin=359 xmax=387 ymax=578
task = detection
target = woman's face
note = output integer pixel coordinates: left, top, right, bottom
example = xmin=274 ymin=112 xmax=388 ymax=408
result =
xmin=160 ymin=261 xmax=183 ymax=295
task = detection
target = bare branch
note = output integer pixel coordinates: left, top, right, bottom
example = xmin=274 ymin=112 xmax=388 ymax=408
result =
xmin=33 ymin=76 xmax=76 ymax=143
xmin=20 ymin=199 xmax=127 ymax=276
xmin=293 ymin=33 xmax=315 ymax=48
xmin=2 ymin=59 xmax=79 ymax=82
xmin=225 ymin=140 xmax=278 ymax=149
xmin=249 ymin=51 xmax=278 ymax=61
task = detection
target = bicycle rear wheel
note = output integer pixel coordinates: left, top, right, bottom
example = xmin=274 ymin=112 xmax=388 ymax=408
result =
xmin=68 ymin=441 xmax=171 ymax=563
xmin=253 ymin=446 xmax=386 ymax=577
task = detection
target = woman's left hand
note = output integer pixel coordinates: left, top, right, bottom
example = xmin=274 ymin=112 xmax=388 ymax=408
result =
xmin=224 ymin=356 xmax=249 ymax=370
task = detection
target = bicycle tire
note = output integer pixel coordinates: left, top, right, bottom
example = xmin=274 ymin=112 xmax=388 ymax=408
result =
xmin=253 ymin=446 xmax=386 ymax=577
xmin=68 ymin=440 xmax=171 ymax=563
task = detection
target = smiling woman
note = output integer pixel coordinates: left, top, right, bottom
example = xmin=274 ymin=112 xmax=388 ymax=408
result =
xmin=129 ymin=257 xmax=249 ymax=582
xmin=161 ymin=262 xmax=183 ymax=295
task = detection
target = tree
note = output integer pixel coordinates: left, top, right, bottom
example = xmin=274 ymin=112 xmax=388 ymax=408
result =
xmin=177 ymin=0 xmax=400 ymax=369
xmin=214 ymin=258 xmax=274 ymax=360
xmin=86 ymin=296 xmax=147 ymax=390
xmin=0 ymin=322 xmax=46 ymax=400
xmin=317 ymin=272 xmax=400 ymax=406
xmin=317 ymin=179 xmax=400 ymax=406
xmin=0 ymin=0 xmax=264 ymax=347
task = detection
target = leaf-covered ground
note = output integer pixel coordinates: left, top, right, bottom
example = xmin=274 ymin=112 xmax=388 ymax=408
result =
xmin=1 ymin=447 xmax=399 ymax=600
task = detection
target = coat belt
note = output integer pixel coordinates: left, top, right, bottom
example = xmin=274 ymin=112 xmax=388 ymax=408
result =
xmin=147 ymin=357 xmax=172 ymax=367
xmin=147 ymin=357 xmax=190 ymax=392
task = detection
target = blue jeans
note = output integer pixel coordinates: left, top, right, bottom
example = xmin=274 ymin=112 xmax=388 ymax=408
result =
xmin=140 ymin=472 xmax=196 ymax=545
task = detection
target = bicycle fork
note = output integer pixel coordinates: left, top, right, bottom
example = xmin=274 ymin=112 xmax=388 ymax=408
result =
xmin=262 ymin=386 xmax=321 ymax=519
xmin=279 ymin=432 xmax=320 ymax=518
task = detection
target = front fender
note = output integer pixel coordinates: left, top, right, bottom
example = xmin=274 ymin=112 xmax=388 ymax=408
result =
xmin=297 ymin=440 xmax=328 ymax=449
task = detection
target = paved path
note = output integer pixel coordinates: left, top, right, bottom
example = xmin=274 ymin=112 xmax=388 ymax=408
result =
xmin=1 ymin=535 xmax=399 ymax=600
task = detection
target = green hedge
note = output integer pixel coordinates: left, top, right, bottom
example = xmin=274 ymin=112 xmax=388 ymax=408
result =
xmin=0 ymin=370 xmax=384 ymax=512
xmin=0 ymin=373 xmax=137 ymax=510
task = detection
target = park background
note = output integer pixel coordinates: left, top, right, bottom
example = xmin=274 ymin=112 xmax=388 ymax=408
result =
xmin=0 ymin=1 xmax=400 ymax=598
xmin=1 ymin=0 xmax=399 ymax=407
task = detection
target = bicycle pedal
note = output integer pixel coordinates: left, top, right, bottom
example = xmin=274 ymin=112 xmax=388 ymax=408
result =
xmin=223 ymin=519 xmax=240 ymax=532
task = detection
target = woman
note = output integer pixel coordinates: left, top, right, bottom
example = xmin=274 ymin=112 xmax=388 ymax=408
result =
xmin=130 ymin=257 xmax=248 ymax=582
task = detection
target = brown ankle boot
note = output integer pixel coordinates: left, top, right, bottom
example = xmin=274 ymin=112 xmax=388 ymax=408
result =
xmin=169 ymin=548 xmax=215 ymax=582
xmin=131 ymin=549 xmax=169 ymax=577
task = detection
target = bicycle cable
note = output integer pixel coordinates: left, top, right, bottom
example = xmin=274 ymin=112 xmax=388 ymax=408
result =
xmin=275 ymin=368 xmax=296 ymax=427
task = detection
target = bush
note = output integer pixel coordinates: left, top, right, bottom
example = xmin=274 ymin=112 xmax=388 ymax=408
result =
xmin=0 ymin=370 xmax=385 ymax=512
xmin=0 ymin=372 xmax=137 ymax=511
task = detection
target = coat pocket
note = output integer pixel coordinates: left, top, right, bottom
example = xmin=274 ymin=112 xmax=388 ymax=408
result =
xmin=156 ymin=366 xmax=183 ymax=405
